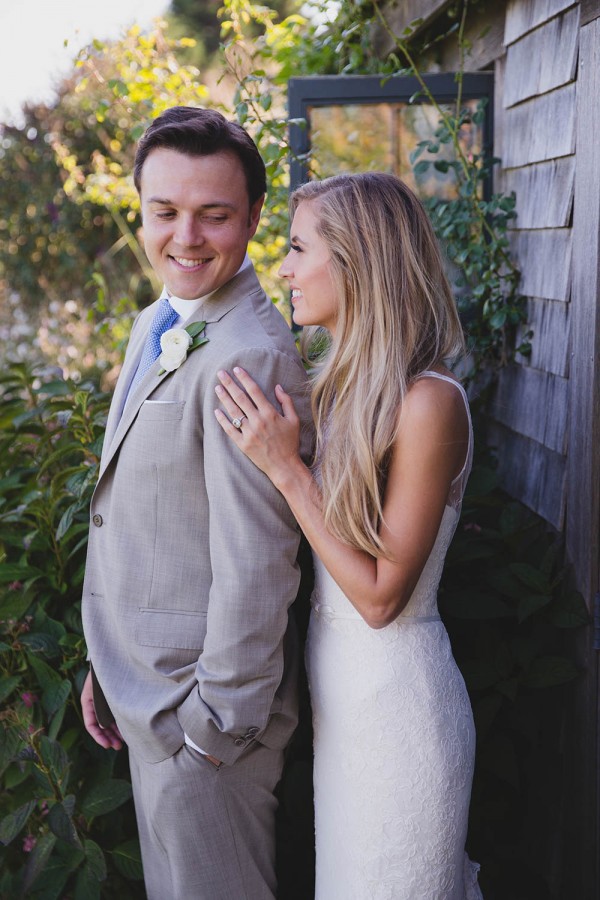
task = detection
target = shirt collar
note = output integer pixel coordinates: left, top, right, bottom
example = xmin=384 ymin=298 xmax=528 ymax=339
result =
xmin=161 ymin=254 xmax=252 ymax=320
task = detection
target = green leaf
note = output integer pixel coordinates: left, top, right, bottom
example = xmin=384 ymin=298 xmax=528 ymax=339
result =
xmin=47 ymin=800 xmax=82 ymax=848
xmin=485 ymin=568 xmax=522 ymax=601
xmin=56 ymin=505 xmax=76 ymax=541
xmin=517 ymin=593 xmax=551 ymax=622
xmin=37 ymin=380 xmax=72 ymax=397
xmin=509 ymin=562 xmax=550 ymax=594
xmin=74 ymin=863 xmax=101 ymax=900
xmin=0 ymin=589 xmax=32 ymax=620
xmin=524 ymin=656 xmax=579 ymax=689
xmin=499 ymin=503 xmax=525 ymax=536
xmin=0 ymin=675 xmax=21 ymax=705
xmin=0 ymin=563 xmax=44 ymax=584
xmin=413 ymin=160 xmax=430 ymax=175
xmin=185 ymin=320 xmax=207 ymax=339
xmin=20 ymin=632 xmax=62 ymax=658
xmin=38 ymin=736 xmax=70 ymax=787
xmin=22 ymin=831 xmax=58 ymax=894
xmin=111 ymin=839 xmax=144 ymax=880
xmin=0 ymin=800 xmax=36 ymax=845
xmin=27 ymin=652 xmax=64 ymax=689
xmin=48 ymin=702 xmax=68 ymax=742
xmin=81 ymin=779 xmax=132 ymax=818
xmin=0 ymin=726 xmax=23 ymax=777
xmin=464 ymin=466 xmax=498 ymax=497
xmin=28 ymin=871 xmax=71 ymax=900
xmin=84 ymin=839 xmax=107 ymax=880
xmin=108 ymin=79 xmax=128 ymax=97
xmin=549 ymin=590 xmax=590 ymax=629
xmin=42 ymin=679 xmax=71 ymax=719
xmin=488 ymin=309 xmax=507 ymax=329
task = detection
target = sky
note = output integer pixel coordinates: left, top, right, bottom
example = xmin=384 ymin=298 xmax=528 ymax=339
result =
xmin=0 ymin=0 xmax=170 ymax=125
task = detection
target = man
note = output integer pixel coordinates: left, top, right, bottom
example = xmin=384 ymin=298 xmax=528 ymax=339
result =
xmin=80 ymin=106 xmax=313 ymax=899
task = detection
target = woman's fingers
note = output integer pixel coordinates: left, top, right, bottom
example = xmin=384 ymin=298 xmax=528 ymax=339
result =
xmin=275 ymin=384 xmax=299 ymax=423
xmin=214 ymin=384 xmax=244 ymax=423
xmin=216 ymin=369 xmax=254 ymax=418
xmin=216 ymin=368 xmax=285 ymax=430
xmin=214 ymin=407 xmax=244 ymax=442
xmin=232 ymin=367 xmax=270 ymax=409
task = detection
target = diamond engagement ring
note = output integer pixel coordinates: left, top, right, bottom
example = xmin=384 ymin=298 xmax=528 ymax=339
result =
xmin=232 ymin=415 xmax=246 ymax=430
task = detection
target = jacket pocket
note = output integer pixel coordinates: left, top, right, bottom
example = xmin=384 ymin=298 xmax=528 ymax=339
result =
xmin=138 ymin=400 xmax=186 ymax=422
xmin=135 ymin=608 xmax=207 ymax=650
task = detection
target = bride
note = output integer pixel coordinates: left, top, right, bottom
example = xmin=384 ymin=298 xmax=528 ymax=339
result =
xmin=215 ymin=172 xmax=483 ymax=899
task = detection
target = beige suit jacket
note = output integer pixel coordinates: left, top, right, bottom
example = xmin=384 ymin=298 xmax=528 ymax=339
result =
xmin=82 ymin=266 xmax=313 ymax=766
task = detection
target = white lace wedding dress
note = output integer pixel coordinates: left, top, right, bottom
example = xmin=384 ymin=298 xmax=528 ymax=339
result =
xmin=305 ymin=372 xmax=483 ymax=899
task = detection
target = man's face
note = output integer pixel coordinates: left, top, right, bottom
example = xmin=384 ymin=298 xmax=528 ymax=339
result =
xmin=139 ymin=148 xmax=263 ymax=300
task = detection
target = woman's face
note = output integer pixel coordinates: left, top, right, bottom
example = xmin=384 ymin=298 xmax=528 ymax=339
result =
xmin=278 ymin=201 xmax=338 ymax=335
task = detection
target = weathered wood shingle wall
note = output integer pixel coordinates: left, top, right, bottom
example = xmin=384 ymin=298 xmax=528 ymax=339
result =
xmin=489 ymin=0 xmax=579 ymax=532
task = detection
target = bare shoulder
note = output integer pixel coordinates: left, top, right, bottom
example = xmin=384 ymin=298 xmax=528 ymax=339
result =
xmin=400 ymin=372 xmax=468 ymax=433
xmin=394 ymin=372 xmax=469 ymax=482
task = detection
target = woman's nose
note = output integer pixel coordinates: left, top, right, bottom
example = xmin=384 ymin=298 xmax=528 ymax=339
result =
xmin=278 ymin=252 xmax=293 ymax=279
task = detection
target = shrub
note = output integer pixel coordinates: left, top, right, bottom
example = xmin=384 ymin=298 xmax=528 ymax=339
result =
xmin=0 ymin=363 xmax=144 ymax=899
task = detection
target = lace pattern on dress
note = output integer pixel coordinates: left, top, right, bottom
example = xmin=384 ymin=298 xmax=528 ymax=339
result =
xmin=307 ymin=369 xmax=483 ymax=899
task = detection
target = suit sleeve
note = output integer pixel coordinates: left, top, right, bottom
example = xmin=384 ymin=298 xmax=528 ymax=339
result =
xmin=176 ymin=346 xmax=313 ymax=765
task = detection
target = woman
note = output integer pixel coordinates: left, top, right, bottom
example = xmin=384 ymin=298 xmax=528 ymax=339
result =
xmin=215 ymin=173 xmax=483 ymax=899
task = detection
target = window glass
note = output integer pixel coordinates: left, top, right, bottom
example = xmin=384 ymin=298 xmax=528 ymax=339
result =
xmin=308 ymin=99 xmax=483 ymax=201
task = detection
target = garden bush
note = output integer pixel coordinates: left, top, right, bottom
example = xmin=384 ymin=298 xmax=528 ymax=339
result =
xmin=0 ymin=363 xmax=144 ymax=898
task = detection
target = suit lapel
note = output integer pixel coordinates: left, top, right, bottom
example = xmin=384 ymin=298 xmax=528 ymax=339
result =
xmin=97 ymin=266 xmax=261 ymax=480
xmin=101 ymin=304 xmax=156 ymax=461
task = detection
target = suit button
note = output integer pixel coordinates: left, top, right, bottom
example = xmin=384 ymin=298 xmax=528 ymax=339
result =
xmin=246 ymin=727 xmax=259 ymax=737
xmin=234 ymin=738 xmax=246 ymax=747
xmin=92 ymin=514 xmax=103 ymax=527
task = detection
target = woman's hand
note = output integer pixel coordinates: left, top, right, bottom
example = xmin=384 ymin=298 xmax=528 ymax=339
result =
xmin=214 ymin=367 xmax=302 ymax=489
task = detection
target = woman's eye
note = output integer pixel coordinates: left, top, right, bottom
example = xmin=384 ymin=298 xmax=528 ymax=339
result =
xmin=290 ymin=243 xmax=302 ymax=253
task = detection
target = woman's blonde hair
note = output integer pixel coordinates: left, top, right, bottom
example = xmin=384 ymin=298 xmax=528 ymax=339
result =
xmin=290 ymin=172 xmax=465 ymax=558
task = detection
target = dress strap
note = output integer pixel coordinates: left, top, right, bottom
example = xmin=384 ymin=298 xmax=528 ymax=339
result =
xmin=416 ymin=370 xmax=473 ymax=489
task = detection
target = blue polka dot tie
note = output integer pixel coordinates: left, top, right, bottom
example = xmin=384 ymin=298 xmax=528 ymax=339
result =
xmin=129 ymin=298 xmax=179 ymax=393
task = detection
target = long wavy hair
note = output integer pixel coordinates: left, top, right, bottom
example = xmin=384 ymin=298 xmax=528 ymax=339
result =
xmin=291 ymin=172 xmax=465 ymax=558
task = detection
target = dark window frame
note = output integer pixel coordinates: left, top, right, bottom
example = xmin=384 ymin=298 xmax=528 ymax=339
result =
xmin=288 ymin=73 xmax=495 ymax=196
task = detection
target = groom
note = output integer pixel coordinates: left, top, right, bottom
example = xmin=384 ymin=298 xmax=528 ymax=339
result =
xmin=80 ymin=107 xmax=313 ymax=899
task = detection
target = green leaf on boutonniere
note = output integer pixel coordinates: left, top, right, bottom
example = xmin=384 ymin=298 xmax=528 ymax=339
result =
xmin=186 ymin=320 xmax=209 ymax=355
xmin=186 ymin=320 xmax=208 ymax=339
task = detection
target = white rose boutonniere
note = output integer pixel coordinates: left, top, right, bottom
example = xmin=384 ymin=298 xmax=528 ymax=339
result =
xmin=158 ymin=321 xmax=209 ymax=374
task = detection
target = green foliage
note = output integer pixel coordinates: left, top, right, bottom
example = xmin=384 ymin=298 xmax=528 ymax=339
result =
xmin=374 ymin=0 xmax=530 ymax=374
xmin=169 ymin=0 xmax=300 ymax=63
xmin=440 ymin=447 xmax=587 ymax=896
xmin=0 ymin=107 xmax=127 ymax=312
xmin=0 ymin=363 xmax=144 ymax=898
xmin=0 ymin=22 xmax=205 ymax=315
xmin=220 ymin=0 xmax=531 ymax=375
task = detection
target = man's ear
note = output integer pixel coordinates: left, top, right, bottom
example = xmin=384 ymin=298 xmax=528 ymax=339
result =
xmin=248 ymin=194 xmax=265 ymax=236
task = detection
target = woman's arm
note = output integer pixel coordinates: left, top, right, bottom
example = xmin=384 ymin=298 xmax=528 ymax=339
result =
xmin=215 ymin=368 xmax=469 ymax=629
